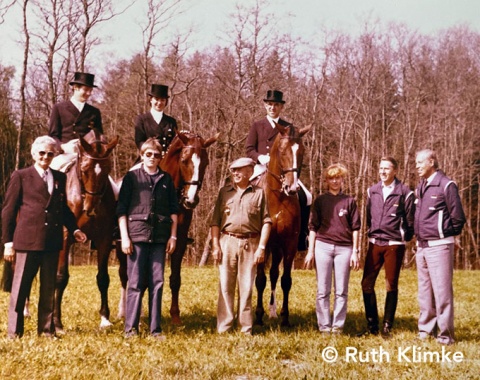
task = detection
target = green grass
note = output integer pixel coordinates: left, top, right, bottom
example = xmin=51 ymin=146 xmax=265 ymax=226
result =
xmin=1 ymin=264 xmax=479 ymax=379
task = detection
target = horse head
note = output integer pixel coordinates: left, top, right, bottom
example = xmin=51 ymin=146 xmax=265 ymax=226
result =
xmin=78 ymin=129 xmax=119 ymax=216
xmin=268 ymin=123 xmax=312 ymax=196
xmin=161 ymin=131 xmax=218 ymax=209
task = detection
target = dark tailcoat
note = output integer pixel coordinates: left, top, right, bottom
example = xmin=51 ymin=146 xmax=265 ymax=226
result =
xmin=48 ymin=100 xmax=103 ymax=144
xmin=245 ymin=117 xmax=291 ymax=163
xmin=134 ymin=112 xmax=178 ymax=153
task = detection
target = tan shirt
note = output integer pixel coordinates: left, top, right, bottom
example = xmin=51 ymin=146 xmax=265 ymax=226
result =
xmin=210 ymin=184 xmax=271 ymax=234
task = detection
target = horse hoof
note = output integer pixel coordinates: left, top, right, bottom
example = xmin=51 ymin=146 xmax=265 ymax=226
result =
xmin=171 ymin=314 xmax=183 ymax=326
xmin=100 ymin=316 xmax=113 ymax=329
xmin=55 ymin=327 xmax=66 ymax=336
xmin=281 ymin=320 xmax=291 ymax=328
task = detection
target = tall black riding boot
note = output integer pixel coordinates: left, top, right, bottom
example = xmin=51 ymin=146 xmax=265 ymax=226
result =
xmin=363 ymin=292 xmax=379 ymax=335
xmin=382 ymin=290 xmax=398 ymax=338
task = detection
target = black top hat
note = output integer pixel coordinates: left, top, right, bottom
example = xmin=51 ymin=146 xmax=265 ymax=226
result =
xmin=69 ymin=72 xmax=97 ymax=88
xmin=148 ymin=84 xmax=170 ymax=98
xmin=263 ymin=90 xmax=285 ymax=104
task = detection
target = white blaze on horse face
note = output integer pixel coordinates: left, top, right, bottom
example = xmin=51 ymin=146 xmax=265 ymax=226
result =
xmin=94 ymin=162 xmax=102 ymax=176
xmin=186 ymin=153 xmax=200 ymax=203
xmin=291 ymin=143 xmax=299 ymax=188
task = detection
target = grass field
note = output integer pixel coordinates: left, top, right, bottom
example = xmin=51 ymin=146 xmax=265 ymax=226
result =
xmin=0 ymin=264 xmax=479 ymax=379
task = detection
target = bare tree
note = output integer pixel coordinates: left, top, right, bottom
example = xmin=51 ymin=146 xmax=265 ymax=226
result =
xmin=69 ymin=0 xmax=131 ymax=72
xmin=16 ymin=0 xmax=30 ymax=170
xmin=137 ymin=0 xmax=184 ymax=99
xmin=0 ymin=0 xmax=15 ymax=24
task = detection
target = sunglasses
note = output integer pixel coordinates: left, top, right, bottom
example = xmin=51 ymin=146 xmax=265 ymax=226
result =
xmin=38 ymin=151 xmax=55 ymax=158
xmin=144 ymin=152 xmax=162 ymax=159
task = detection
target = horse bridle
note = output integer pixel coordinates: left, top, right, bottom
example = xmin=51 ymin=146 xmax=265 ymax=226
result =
xmin=267 ymin=135 xmax=302 ymax=193
xmin=177 ymin=142 xmax=208 ymax=208
xmin=76 ymin=150 xmax=112 ymax=199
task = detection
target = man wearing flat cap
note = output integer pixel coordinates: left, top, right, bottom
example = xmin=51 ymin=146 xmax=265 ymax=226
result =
xmin=48 ymin=71 xmax=103 ymax=149
xmin=134 ymin=84 xmax=178 ymax=157
xmin=246 ymin=89 xmax=311 ymax=252
xmin=210 ymin=157 xmax=271 ymax=334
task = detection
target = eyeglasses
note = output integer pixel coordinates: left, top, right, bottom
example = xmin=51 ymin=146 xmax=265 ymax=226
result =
xmin=144 ymin=152 xmax=162 ymax=159
xmin=38 ymin=151 xmax=55 ymax=158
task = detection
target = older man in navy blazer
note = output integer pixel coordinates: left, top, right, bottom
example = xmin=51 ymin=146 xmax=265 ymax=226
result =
xmin=2 ymin=135 xmax=87 ymax=338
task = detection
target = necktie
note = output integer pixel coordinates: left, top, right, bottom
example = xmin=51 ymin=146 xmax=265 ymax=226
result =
xmin=42 ymin=170 xmax=49 ymax=192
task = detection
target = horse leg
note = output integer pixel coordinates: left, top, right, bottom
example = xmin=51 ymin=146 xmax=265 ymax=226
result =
xmin=96 ymin=240 xmax=112 ymax=328
xmin=169 ymin=247 xmax=185 ymax=325
xmin=254 ymin=262 xmax=267 ymax=325
xmin=116 ymin=240 xmax=128 ymax=319
xmin=279 ymin=254 xmax=295 ymax=327
xmin=54 ymin=236 xmax=71 ymax=334
xmin=268 ymin=251 xmax=282 ymax=319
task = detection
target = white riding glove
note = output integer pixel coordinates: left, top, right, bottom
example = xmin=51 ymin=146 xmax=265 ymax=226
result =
xmin=258 ymin=154 xmax=270 ymax=165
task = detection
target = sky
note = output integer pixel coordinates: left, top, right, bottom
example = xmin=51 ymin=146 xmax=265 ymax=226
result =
xmin=0 ymin=0 xmax=479 ymax=70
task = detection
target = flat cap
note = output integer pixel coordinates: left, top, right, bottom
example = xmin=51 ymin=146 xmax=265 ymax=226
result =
xmin=229 ymin=157 xmax=255 ymax=170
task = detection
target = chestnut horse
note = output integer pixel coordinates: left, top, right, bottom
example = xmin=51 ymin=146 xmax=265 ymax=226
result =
xmin=255 ymin=123 xmax=311 ymax=327
xmin=116 ymin=131 xmax=218 ymax=325
xmin=54 ymin=129 xmax=119 ymax=332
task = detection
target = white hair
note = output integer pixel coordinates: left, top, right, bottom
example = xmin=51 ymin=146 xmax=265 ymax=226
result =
xmin=31 ymin=135 xmax=57 ymax=155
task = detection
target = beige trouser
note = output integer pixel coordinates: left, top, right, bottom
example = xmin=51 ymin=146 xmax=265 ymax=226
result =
xmin=217 ymin=234 xmax=258 ymax=333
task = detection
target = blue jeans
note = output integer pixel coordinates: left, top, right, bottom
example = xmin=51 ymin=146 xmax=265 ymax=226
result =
xmin=314 ymin=240 xmax=353 ymax=331
xmin=125 ymin=242 xmax=166 ymax=335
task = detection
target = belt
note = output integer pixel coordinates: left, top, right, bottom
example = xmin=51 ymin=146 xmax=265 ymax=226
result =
xmin=417 ymin=240 xmax=429 ymax=248
xmin=221 ymin=231 xmax=259 ymax=239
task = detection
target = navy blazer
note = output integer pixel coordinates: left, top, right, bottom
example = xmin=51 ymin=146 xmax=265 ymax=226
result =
xmin=245 ymin=117 xmax=291 ymax=162
xmin=134 ymin=112 xmax=178 ymax=153
xmin=48 ymin=100 xmax=103 ymax=144
xmin=1 ymin=166 xmax=79 ymax=251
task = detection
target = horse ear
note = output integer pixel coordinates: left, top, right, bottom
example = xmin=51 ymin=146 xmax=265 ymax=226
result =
xmin=177 ymin=132 xmax=190 ymax=145
xmin=299 ymin=124 xmax=313 ymax=136
xmin=204 ymin=132 xmax=220 ymax=148
xmin=275 ymin=123 xmax=288 ymax=135
xmin=78 ymin=135 xmax=93 ymax=154
xmin=104 ymin=136 xmax=119 ymax=156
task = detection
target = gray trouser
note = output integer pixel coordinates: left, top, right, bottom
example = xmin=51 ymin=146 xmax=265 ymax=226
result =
xmin=416 ymin=243 xmax=455 ymax=345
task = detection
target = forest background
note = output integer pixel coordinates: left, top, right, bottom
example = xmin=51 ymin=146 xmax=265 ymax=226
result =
xmin=0 ymin=0 xmax=479 ymax=269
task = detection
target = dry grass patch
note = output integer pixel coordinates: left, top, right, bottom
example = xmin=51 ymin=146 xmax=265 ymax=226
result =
xmin=0 ymin=264 xmax=479 ymax=379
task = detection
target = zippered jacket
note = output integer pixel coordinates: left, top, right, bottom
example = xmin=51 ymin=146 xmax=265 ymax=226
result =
xmin=414 ymin=170 xmax=465 ymax=241
xmin=367 ymin=178 xmax=415 ymax=243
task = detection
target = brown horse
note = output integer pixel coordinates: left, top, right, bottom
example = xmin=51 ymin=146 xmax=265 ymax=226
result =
xmin=54 ymin=129 xmax=119 ymax=331
xmin=116 ymin=131 xmax=218 ymax=325
xmin=255 ymin=123 xmax=311 ymax=327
